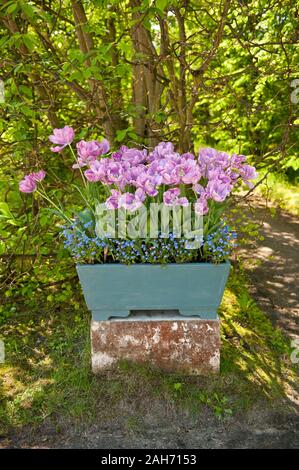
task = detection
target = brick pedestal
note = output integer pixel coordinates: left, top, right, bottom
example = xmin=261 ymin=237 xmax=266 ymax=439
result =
xmin=91 ymin=312 xmax=220 ymax=375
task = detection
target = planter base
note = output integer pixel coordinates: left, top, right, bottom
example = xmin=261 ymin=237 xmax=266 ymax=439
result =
xmin=91 ymin=312 xmax=220 ymax=375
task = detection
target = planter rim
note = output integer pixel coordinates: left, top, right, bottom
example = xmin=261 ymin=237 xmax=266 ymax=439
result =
xmin=76 ymin=261 xmax=231 ymax=268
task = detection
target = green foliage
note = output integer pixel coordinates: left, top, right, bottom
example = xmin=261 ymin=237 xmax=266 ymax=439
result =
xmin=258 ymin=173 xmax=299 ymax=216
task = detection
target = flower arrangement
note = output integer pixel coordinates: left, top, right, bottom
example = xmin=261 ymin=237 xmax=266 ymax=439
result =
xmin=19 ymin=126 xmax=257 ymax=265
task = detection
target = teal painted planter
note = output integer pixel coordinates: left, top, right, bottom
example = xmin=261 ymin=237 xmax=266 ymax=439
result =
xmin=76 ymin=262 xmax=230 ymax=321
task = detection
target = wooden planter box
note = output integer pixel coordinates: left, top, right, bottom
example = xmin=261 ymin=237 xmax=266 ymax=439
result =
xmin=76 ymin=262 xmax=230 ymax=321
xmin=76 ymin=262 xmax=230 ymax=375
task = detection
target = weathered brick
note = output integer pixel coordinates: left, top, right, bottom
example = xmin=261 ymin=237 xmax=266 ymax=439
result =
xmin=91 ymin=315 xmax=220 ymax=375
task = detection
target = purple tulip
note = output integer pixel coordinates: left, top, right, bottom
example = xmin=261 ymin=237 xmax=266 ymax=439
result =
xmin=149 ymin=142 xmax=176 ymax=161
xmin=135 ymin=187 xmax=146 ymax=202
xmin=163 ymin=188 xmax=180 ymax=205
xmin=177 ymin=197 xmax=189 ymax=207
xmin=207 ymin=168 xmax=231 ymax=184
xmin=198 ymin=148 xmax=230 ymax=179
xmin=197 ymin=147 xmax=258 ymax=193
xmin=163 ymin=188 xmax=189 ymax=207
xmin=97 ymin=138 xmax=110 ymax=155
xmin=20 ymin=137 xmax=259 ymax=230
xmin=149 ymin=159 xmax=179 ymax=185
xmin=181 ymin=152 xmax=195 ymax=160
xmin=106 ymin=161 xmax=124 ymax=184
xmin=198 ymin=147 xmax=219 ymax=170
xmin=49 ymin=126 xmax=75 ymax=152
xmin=194 ymin=194 xmax=209 ymax=215
xmin=73 ymin=139 xmax=110 ymax=168
xmin=192 ymin=183 xmax=205 ymax=194
xmin=77 ymin=140 xmax=102 ymax=159
xmin=125 ymin=165 xmax=146 ymax=186
xmin=239 ymin=164 xmax=258 ymax=188
xmin=106 ymin=189 xmax=122 ymax=209
xmin=67 ymin=137 xmax=258 ymax=212
xmin=226 ymin=167 xmax=240 ymax=182
xmin=31 ymin=170 xmax=46 ymax=182
xmin=137 ymin=174 xmax=162 ymax=197
xmin=111 ymin=146 xmax=129 ymax=161
xmin=146 ymin=181 xmax=160 ymax=197
xmin=84 ymin=160 xmax=107 ymax=182
xmin=119 ymin=148 xmax=147 ymax=166
xmin=206 ymin=180 xmax=231 ymax=202
xmin=19 ymin=177 xmax=37 ymax=193
xmin=230 ymin=153 xmax=246 ymax=167
xmin=174 ymin=159 xmax=201 ymax=184
xmin=119 ymin=192 xmax=144 ymax=212
xmin=215 ymin=151 xmax=230 ymax=168
xmin=19 ymin=170 xmax=46 ymax=193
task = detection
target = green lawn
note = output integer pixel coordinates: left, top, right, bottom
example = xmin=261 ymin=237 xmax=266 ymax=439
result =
xmin=258 ymin=174 xmax=299 ymax=216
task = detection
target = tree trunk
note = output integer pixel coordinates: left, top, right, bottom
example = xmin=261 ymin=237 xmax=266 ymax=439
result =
xmin=130 ymin=0 xmax=163 ymax=148
xmin=71 ymin=0 xmax=116 ymax=141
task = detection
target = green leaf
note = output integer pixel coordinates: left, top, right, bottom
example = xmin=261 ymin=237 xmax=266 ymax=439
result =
xmin=156 ymin=0 xmax=168 ymax=15
xmin=22 ymin=34 xmax=36 ymax=52
xmin=284 ymin=156 xmax=299 ymax=171
xmin=19 ymin=85 xmax=33 ymax=98
xmin=20 ymin=2 xmax=35 ymax=18
xmin=0 ymin=202 xmax=14 ymax=219
xmin=0 ymin=202 xmax=20 ymax=225
xmin=74 ymin=209 xmax=95 ymax=230
xmin=115 ymin=128 xmax=128 ymax=142
xmin=5 ymin=2 xmax=19 ymax=15
xmin=0 ymin=240 xmax=5 ymax=255
xmin=173 ymin=382 xmax=182 ymax=391
xmin=21 ymin=105 xmax=35 ymax=117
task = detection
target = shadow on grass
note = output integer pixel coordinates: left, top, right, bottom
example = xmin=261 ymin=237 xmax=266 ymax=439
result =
xmin=0 ymin=263 xmax=298 ymax=438
xmin=220 ymin=264 xmax=298 ymax=403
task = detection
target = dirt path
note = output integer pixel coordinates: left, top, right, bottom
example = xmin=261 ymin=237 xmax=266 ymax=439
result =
xmin=1 ymin=405 xmax=298 ymax=449
xmin=236 ymin=195 xmax=299 ymax=341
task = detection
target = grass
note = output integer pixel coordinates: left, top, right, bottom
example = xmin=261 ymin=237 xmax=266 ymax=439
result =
xmin=0 ymin=259 xmax=297 ymax=438
xmin=258 ymin=173 xmax=299 ymax=216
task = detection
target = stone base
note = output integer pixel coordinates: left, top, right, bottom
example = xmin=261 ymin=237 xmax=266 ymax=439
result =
xmin=91 ymin=313 xmax=220 ymax=375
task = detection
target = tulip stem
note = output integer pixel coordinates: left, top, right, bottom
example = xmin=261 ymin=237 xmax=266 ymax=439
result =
xmin=36 ymin=189 xmax=73 ymax=224
xmin=68 ymin=144 xmax=88 ymax=190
